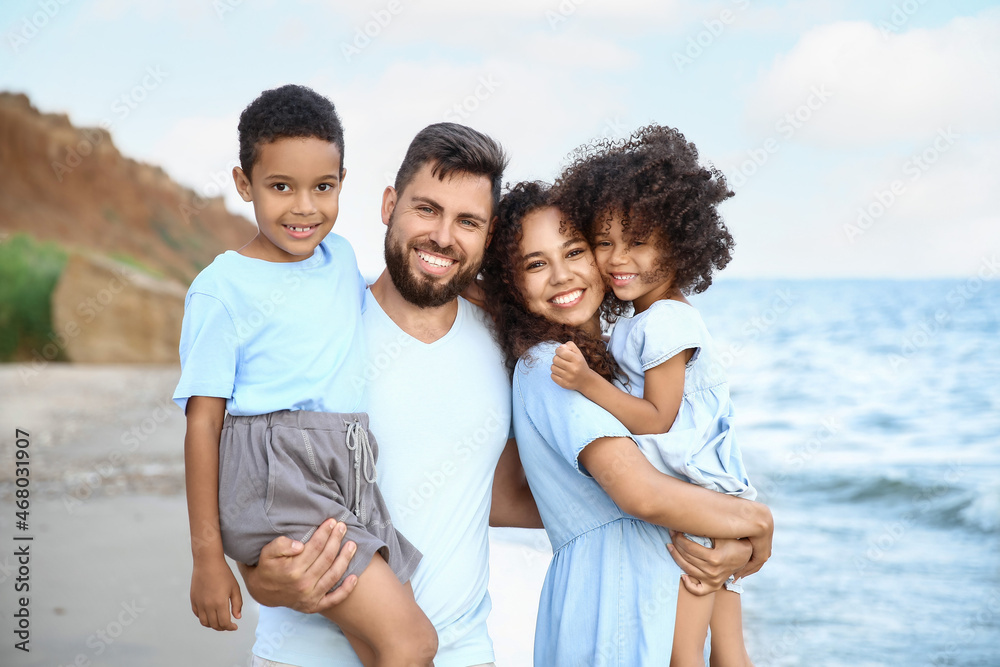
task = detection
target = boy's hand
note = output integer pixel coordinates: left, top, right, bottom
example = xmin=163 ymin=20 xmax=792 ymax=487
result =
xmin=551 ymin=341 xmax=594 ymax=391
xmin=191 ymin=558 xmax=243 ymax=631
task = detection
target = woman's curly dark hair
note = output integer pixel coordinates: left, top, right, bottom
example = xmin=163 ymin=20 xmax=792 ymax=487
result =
xmin=481 ymin=181 xmax=621 ymax=381
xmin=555 ymin=124 xmax=735 ymax=295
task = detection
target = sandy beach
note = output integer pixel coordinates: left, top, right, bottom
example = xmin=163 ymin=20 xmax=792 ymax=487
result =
xmin=0 ymin=364 xmax=549 ymax=666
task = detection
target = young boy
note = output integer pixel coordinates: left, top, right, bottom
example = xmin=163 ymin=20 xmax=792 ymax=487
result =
xmin=173 ymin=84 xmax=436 ymax=666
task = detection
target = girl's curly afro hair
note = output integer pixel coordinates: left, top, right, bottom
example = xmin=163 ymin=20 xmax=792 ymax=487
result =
xmin=555 ymin=124 xmax=735 ymax=295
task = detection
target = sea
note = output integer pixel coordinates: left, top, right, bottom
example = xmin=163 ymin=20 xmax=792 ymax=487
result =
xmin=683 ymin=279 xmax=1000 ymax=666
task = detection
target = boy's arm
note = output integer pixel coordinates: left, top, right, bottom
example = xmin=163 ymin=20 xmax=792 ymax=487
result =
xmin=184 ymin=396 xmax=243 ymax=631
xmin=551 ymin=341 xmax=689 ymax=435
xmin=490 ymin=438 xmax=544 ymax=528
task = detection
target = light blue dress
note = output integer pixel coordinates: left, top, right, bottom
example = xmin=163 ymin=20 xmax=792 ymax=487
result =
xmin=513 ymin=341 xmax=684 ymax=666
xmin=607 ymin=299 xmax=756 ymax=502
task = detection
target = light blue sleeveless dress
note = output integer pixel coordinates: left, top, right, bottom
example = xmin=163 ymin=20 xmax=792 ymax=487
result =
xmin=607 ymin=299 xmax=756 ymax=502
xmin=513 ymin=341 xmax=683 ymax=666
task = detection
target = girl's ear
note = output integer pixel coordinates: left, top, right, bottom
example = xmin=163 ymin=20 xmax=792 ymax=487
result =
xmin=233 ymin=167 xmax=253 ymax=202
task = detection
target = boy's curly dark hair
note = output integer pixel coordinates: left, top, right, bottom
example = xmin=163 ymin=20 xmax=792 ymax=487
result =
xmin=555 ymin=124 xmax=735 ymax=295
xmin=481 ymin=181 xmax=621 ymax=381
xmin=237 ymin=84 xmax=345 ymax=180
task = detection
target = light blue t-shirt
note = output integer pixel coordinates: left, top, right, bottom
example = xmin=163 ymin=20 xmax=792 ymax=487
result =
xmin=512 ymin=341 xmax=683 ymax=666
xmin=172 ymin=234 xmax=368 ymax=415
xmin=253 ymin=291 xmax=512 ymax=667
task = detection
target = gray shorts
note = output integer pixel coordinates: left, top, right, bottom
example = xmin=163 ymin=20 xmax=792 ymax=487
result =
xmin=218 ymin=410 xmax=421 ymax=588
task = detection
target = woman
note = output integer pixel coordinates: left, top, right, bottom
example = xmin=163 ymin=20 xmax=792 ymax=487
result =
xmin=481 ymin=181 xmax=773 ymax=665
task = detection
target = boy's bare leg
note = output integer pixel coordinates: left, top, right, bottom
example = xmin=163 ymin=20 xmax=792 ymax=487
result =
xmin=321 ymin=554 xmax=436 ymax=667
xmin=341 ymin=585 xmax=418 ymax=667
xmin=671 ymin=580 xmax=714 ymax=667
xmin=708 ymin=588 xmax=753 ymax=667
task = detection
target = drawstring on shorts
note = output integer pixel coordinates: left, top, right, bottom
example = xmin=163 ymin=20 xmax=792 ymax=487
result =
xmin=345 ymin=419 xmax=376 ymax=524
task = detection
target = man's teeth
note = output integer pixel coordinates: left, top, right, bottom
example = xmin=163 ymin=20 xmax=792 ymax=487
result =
xmin=551 ymin=290 xmax=583 ymax=305
xmin=417 ymin=250 xmax=455 ymax=268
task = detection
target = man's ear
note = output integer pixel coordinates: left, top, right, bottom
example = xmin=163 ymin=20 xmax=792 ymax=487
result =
xmin=380 ymin=186 xmax=397 ymax=226
xmin=233 ymin=166 xmax=253 ymax=202
xmin=340 ymin=167 xmax=347 ymax=186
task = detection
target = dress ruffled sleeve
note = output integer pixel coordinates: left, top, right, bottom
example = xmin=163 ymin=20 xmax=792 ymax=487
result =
xmin=630 ymin=300 xmax=705 ymax=372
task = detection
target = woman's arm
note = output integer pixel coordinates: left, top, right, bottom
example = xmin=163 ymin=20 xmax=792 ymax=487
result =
xmin=578 ymin=434 xmax=772 ymax=559
xmin=551 ymin=341 xmax=690 ymax=435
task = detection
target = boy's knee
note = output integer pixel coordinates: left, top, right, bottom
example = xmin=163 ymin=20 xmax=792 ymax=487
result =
xmin=382 ymin=616 xmax=437 ymax=665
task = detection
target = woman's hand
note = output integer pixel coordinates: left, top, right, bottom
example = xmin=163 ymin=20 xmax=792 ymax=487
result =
xmin=667 ymin=531 xmax=752 ymax=595
xmin=191 ymin=557 xmax=242 ymax=631
xmin=236 ymin=519 xmax=358 ymax=614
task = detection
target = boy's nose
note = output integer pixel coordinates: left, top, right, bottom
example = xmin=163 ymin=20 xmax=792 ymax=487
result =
xmin=291 ymin=191 xmax=318 ymax=215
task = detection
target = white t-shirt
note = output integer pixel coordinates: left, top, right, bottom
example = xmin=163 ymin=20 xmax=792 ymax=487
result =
xmin=252 ymin=291 xmax=512 ymax=667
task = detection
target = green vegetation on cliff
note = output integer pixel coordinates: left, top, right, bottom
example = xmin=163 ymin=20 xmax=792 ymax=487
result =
xmin=0 ymin=234 xmax=68 ymax=361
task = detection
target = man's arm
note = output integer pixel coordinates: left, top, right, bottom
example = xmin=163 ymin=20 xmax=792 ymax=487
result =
xmin=237 ymin=519 xmax=359 ymax=613
xmin=489 ymin=438 xmax=544 ymax=529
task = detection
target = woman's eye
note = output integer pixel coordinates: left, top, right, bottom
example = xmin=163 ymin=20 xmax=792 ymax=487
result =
xmin=526 ymin=261 xmax=544 ymax=270
xmin=567 ymin=248 xmax=584 ymax=258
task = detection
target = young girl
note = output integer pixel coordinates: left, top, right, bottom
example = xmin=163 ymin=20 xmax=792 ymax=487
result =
xmin=550 ymin=125 xmax=758 ymax=667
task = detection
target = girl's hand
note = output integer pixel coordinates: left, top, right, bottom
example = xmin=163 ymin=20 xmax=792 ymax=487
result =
xmin=191 ymin=558 xmax=243 ymax=631
xmin=552 ymin=341 xmax=595 ymax=391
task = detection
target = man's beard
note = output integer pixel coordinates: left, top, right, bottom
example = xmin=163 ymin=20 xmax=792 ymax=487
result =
xmin=383 ymin=217 xmax=481 ymax=309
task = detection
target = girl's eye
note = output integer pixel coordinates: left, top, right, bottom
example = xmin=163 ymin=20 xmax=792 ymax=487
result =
xmin=596 ymin=241 xmax=612 ymax=248
xmin=632 ymin=241 xmax=645 ymax=247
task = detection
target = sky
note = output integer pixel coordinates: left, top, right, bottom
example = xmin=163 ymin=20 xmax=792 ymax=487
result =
xmin=2 ymin=0 xmax=998 ymax=279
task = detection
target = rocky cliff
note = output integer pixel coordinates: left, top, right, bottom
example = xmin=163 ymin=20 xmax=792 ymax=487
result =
xmin=0 ymin=91 xmax=255 ymax=285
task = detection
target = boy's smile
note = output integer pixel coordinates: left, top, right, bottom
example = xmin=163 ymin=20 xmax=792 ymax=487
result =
xmin=233 ymin=136 xmax=346 ymax=262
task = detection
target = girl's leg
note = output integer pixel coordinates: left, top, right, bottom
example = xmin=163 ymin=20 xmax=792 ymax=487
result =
xmin=321 ymin=554 xmax=437 ymax=667
xmin=671 ymin=579 xmax=715 ymax=667
xmin=708 ymin=588 xmax=753 ymax=667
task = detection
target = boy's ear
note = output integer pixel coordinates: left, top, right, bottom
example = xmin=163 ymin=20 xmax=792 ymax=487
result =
xmin=233 ymin=167 xmax=253 ymax=202
xmin=380 ymin=186 xmax=397 ymax=227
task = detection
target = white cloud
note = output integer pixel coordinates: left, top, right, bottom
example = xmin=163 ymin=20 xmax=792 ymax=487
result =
xmin=744 ymin=10 xmax=1000 ymax=146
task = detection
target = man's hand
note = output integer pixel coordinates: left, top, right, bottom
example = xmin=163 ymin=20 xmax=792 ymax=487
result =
xmin=191 ymin=558 xmax=243 ymax=631
xmin=667 ymin=532 xmax=752 ymax=595
xmin=237 ymin=519 xmax=358 ymax=614
xmin=551 ymin=341 xmax=596 ymax=392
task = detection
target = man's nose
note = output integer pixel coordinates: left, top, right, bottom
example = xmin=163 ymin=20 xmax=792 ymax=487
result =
xmin=427 ymin=220 xmax=455 ymax=248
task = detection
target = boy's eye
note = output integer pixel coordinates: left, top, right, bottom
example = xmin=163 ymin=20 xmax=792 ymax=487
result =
xmin=316 ymin=183 xmax=333 ymax=192
xmin=273 ymin=183 xmax=289 ymax=192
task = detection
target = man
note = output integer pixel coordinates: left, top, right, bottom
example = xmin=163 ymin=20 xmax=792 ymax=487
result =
xmin=239 ymin=123 xmax=542 ymax=667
